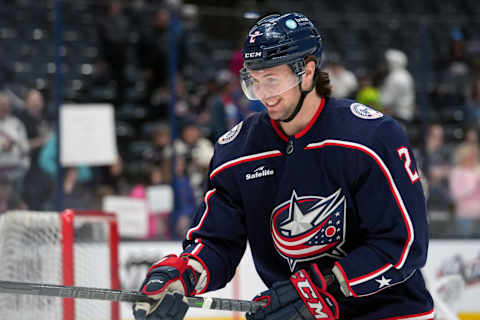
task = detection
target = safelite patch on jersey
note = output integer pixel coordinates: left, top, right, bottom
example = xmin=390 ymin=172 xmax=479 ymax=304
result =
xmin=350 ymin=103 xmax=383 ymax=120
xmin=218 ymin=121 xmax=243 ymax=144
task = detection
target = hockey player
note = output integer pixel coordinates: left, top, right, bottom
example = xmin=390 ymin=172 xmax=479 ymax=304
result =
xmin=133 ymin=12 xmax=434 ymax=320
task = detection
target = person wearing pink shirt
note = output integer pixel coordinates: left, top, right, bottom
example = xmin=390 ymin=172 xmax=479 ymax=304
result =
xmin=449 ymin=141 xmax=480 ymax=237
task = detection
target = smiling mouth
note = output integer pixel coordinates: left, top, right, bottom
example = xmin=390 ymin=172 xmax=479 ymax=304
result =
xmin=265 ymin=99 xmax=281 ymax=108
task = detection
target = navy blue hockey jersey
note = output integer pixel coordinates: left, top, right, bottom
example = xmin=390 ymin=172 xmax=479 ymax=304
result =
xmin=182 ymin=98 xmax=434 ymax=319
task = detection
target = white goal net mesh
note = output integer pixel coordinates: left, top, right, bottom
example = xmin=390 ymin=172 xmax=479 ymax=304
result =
xmin=0 ymin=210 xmax=119 ymax=320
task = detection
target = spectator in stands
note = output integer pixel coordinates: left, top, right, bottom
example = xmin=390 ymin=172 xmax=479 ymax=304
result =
xmin=210 ymin=70 xmax=236 ymax=141
xmin=130 ymin=163 xmax=171 ymax=239
xmin=137 ymin=6 xmax=187 ymax=111
xmin=146 ymin=123 xmax=172 ymax=166
xmin=189 ymin=74 xmax=218 ymax=136
xmin=97 ymin=0 xmax=130 ymax=106
xmin=449 ymin=142 xmax=480 ymax=237
xmin=15 ymin=89 xmax=50 ymax=155
xmin=170 ymin=155 xmax=196 ymax=240
xmin=94 ymin=157 xmax=129 ymax=204
xmin=465 ymin=127 xmax=479 ymax=145
xmin=0 ymin=48 xmax=13 ymax=91
xmin=137 ymin=124 xmax=174 ymax=219
xmin=39 ymin=134 xmax=93 ymax=210
xmin=464 ymin=78 xmax=480 ymax=127
xmin=0 ymin=174 xmax=26 ymax=214
xmin=191 ymin=69 xmax=249 ymax=141
xmin=230 ymin=44 xmax=244 ymax=77
xmin=0 ymin=92 xmax=30 ymax=193
xmin=323 ymin=52 xmax=358 ymax=99
xmin=217 ymin=70 xmax=250 ymax=129
xmin=174 ymin=119 xmax=213 ymax=203
xmin=63 ymin=167 xmax=94 ymax=209
xmin=435 ymin=28 xmax=471 ymax=107
xmin=380 ymin=49 xmax=415 ymax=124
xmin=355 ymin=69 xmax=382 ymax=112
xmin=15 ymin=89 xmax=52 ymax=210
xmin=417 ymin=124 xmax=453 ymax=235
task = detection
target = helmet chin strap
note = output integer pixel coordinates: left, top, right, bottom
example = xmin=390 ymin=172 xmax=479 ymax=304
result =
xmin=280 ymin=81 xmax=314 ymax=123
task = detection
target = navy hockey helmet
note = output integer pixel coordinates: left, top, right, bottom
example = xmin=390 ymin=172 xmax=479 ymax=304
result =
xmin=242 ymin=12 xmax=323 ymax=72
xmin=240 ymin=13 xmax=323 ymax=107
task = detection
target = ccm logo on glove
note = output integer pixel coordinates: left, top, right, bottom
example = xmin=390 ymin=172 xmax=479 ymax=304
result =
xmin=290 ymin=270 xmax=338 ymax=319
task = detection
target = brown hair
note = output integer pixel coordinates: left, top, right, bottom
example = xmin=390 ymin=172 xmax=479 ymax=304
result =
xmin=305 ymin=56 xmax=332 ymax=98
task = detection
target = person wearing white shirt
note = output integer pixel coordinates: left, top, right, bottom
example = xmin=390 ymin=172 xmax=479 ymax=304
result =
xmin=0 ymin=93 xmax=30 ymax=191
xmin=380 ymin=49 xmax=415 ymax=122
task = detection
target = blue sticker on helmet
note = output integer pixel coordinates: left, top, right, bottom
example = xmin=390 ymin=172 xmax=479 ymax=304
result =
xmin=285 ymin=19 xmax=297 ymax=29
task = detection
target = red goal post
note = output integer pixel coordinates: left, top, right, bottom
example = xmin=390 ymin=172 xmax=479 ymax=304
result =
xmin=0 ymin=209 xmax=120 ymax=320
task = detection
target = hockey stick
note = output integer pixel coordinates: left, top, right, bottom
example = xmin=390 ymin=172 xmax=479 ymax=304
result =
xmin=0 ymin=280 xmax=265 ymax=313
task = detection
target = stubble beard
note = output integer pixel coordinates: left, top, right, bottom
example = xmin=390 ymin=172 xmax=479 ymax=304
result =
xmin=268 ymin=104 xmax=293 ymax=122
xmin=277 ymin=101 xmax=298 ymax=122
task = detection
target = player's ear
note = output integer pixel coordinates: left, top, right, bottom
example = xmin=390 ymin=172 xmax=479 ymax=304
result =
xmin=302 ymin=60 xmax=316 ymax=90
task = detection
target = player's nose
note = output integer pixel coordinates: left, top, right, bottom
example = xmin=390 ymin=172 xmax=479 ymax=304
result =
xmin=256 ymin=88 xmax=276 ymax=100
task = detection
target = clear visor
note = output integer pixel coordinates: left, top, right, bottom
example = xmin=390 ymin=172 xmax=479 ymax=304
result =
xmin=240 ymin=67 xmax=302 ymax=100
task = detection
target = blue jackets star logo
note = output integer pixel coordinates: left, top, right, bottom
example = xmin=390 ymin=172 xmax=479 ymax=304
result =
xmin=271 ymin=189 xmax=347 ymax=271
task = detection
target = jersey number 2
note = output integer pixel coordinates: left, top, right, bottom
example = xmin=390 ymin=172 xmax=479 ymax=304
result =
xmin=397 ymin=147 xmax=419 ymax=183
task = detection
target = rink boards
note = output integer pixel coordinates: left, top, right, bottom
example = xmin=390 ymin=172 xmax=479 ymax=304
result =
xmin=119 ymin=240 xmax=480 ymax=320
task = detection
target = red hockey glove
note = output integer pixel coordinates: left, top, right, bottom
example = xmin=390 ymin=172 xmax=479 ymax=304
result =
xmin=133 ymin=255 xmax=199 ymax=320
xmin=247 ymin=265 xmax=339 ymax=320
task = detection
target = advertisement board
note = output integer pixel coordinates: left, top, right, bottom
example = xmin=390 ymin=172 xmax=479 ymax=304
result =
xmin=119 ymin=240 xmax=480 ymax=320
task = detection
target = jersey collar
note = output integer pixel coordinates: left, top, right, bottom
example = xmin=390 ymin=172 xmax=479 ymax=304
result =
xmin=270 ymin=97 xmax=325 ymax=142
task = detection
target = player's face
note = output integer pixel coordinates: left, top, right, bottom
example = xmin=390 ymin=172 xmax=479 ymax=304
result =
xmin=248 ymin=65 xmax=301 ymax=121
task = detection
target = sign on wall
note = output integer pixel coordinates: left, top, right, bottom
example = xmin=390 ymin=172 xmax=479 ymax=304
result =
xmin=103 ymin=196 xmax=149 ymax=238
xmin=60 ymin=103 xmax=118 ymax=166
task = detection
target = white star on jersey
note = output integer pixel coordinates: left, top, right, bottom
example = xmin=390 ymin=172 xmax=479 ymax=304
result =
xmin=375 ymin=276 xmax=392 ymax=288
xmin=280 ymin=190 xmax=328 ymax=236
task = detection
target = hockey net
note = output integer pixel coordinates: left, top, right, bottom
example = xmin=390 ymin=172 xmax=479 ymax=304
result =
xmin=0 ymin=209 xmax=120 ymax=320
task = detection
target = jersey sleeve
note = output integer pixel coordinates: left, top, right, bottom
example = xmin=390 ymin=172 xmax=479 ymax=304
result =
xmin=181 ymin=153 xmax=247 ymax=293
xmin=333 ymin=119 xmax=429 ymax=297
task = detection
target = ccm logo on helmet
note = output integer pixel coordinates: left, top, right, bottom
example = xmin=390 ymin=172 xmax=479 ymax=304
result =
xmin=244 ymin=52 xmax=262 ymax=59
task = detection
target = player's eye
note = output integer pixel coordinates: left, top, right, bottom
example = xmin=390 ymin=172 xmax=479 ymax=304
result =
xmin=263 ymin=77 xmax=279 ymax=88
xmin=250 ymin=77 xmax=259 ymax=85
